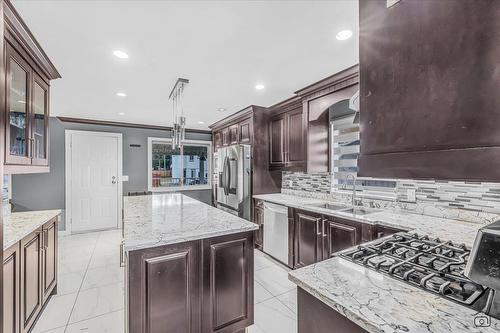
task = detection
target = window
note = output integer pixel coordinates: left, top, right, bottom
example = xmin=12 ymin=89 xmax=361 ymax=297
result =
xmin=330 ymin=113 xmax=359 ymax=188
xmin=148 ymin=137 xmax=211 ymax=191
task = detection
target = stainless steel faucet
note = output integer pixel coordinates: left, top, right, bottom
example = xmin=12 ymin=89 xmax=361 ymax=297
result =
xmin=345 ymin=174 xmax=357 ymax=206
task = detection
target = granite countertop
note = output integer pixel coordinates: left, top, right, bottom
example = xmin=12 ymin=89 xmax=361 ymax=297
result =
xmin=123 ymin=193 xmax=258 ymax=251
xmin=289 ymin=257 xmax=500 ymax=333
xmin=3 ymin=210 xmax=62 ymax=251
xmin=253 ymin=193 xmax=484 ymax=247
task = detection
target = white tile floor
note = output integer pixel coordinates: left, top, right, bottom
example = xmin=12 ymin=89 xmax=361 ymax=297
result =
xmin=32 ymin=229 xmax=297 ymax=333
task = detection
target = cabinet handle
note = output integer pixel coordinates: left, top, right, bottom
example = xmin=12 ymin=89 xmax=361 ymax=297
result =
xmin=316 ymin=219 xmax=322 ymax=236
xmin=119 ymin=241 xmax=125 ymax=267
xmin=45 ymin=230 xmax=49 ymax=249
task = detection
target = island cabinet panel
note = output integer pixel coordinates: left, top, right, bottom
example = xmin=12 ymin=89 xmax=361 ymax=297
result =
xmin=358 ymin=0 xmax=500 ymax=181
xmin=128 ymin=241 xmax=202 ymax=333
xmin=3 ymin=244 xmax=20 ymax=333
xmin=202 ymin=232 xmax=254 ymax=333
xmin=293 ymin=210 xmax=322 ymax=269
xmin=20 ymin=229 xmax=43 ymax=333
xmin=298 ymin=288 xmax=367 ymax=333
xmin=42 ymin=218 xmax=57 ymax=303
xmin=253 ymin=200 xmax=264 ymax=250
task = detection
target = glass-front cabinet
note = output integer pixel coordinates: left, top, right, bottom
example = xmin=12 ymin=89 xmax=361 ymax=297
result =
xmin=5 ymin=41 xmax=50 ymax=169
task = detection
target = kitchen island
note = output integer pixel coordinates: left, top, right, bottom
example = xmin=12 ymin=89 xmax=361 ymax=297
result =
xmin=123 ymin=193 xmax=258 ymax=333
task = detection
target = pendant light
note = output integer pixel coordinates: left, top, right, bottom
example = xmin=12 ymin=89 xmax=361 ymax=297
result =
xmin=169 ymin=78 xmax=189 ymax=149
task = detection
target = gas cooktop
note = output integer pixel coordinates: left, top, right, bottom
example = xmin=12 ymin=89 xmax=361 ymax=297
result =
xmin=340 ymin=233 xmax=486 ymax=306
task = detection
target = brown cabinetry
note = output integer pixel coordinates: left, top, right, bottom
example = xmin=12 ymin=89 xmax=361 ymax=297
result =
xmin=229 ymin=124 xmax=239 ymax=145
xmin=2 ymin=1 xmax=60 ymax=174
xmin=253 ymin=200 xmax=264 ymax=250
xmin=3 ymin=244 xmax=20 ymax=333
xmin=127 ymin=231 xmax=254 ymax=333
xmin=358 ymin=0 xmax=500 ymax=181
xmin=321 ymin=217 xmax=361 ymax=261
xmin=214 ymin=131 xmax=222 ymax=149
xmin=221 ymin=128 xmax=229 ymax=146
xmin=268 ymin=104 xmax=305 ymax=170
xmin=238 ymin=119 xmax=252 ymax=144
xmin=3 ymin=217 xmax=58 ymax=333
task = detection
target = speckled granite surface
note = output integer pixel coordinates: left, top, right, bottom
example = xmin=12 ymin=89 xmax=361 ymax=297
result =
xmin=253 ymin=193 xmax=486 ymax=247
xmin=289 ymin=257 xmax=500 ymax=333
xmin=123 ymin=193 xmax=258 ymax=251
xmin=3 ymin=210 xmax=61 ymax=250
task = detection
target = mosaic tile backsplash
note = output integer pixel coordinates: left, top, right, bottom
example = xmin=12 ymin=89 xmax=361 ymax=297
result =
xmin=282 ymin=172 xmax=500 ymax=225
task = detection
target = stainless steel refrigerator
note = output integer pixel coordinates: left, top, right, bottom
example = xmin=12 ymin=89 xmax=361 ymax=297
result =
xmin=216 ymin=144 xmax=251 ymax=220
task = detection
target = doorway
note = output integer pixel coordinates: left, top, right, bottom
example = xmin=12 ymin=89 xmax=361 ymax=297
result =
xmin=65 ymin=130 xmax=122 ymax=233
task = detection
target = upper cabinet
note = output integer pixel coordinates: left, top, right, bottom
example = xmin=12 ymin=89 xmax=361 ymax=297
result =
xmin=358 ymin=0 xmax=500 ymax=181
xmin=268 ymin=98 xmax=305 ymax=171
xmin=2 ymin=0 xmax=61 ymax=174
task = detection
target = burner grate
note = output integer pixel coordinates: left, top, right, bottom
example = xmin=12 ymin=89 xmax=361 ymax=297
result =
xmin=340 ymin=233 xmax=485 ymax=305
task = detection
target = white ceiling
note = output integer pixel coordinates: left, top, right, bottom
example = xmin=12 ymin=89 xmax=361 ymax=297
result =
xmin=12 ymin=0 xmax=359 ymax=130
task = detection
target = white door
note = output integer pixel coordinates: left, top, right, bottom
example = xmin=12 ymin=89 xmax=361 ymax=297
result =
xmin=67 ymin=131 xmax=122 ymax=233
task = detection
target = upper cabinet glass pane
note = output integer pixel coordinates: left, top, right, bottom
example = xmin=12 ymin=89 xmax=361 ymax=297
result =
xmin=9 ymin=58 xmax=28 ymax=156
xmin=33 ymin=81 xmax=47 ymax=159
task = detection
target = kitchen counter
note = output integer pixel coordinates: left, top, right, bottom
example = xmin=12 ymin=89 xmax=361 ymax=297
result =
xmin=253 ymin=193 xmax=485 ymax=247
xmin=3 ymin=209 xmax=61 ymax=250
xmin=289 ymin=256 xmax=500 ymax=333
xmin=123 ymin=193 xmax=258 ymax=251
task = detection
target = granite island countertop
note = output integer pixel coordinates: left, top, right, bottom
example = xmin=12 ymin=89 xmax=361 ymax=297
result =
xmin=123 ymin=193 xmax=258 ymax=251
xmin=3 ymin=209 xmax=62 ymax=251
xmin=253 ymin=193 xmax=487 ymax=247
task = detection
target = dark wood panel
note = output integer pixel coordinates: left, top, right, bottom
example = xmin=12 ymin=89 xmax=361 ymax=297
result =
xmin=253 ymin=204 xmax=264 ymax=250
xmin=298 ymin=288 xmax=367 ymax=333
xmin=287 ymin=107 xmax=305 ymax=165
xmin=359 ymin=0 xmax=500 ymax=180
xmin=294 ymin=210 xmax=322 ymax=269
xmin=269 ymin=115 xmax=285 ymax=167
xmin=20 ymin=229 xmax=42 ymax=333
xmin=214 ymin=131 xmax=222 ymax=149
xmin=221 ymin=128 xmax=229 ymax=147
xmin=238 ymin=119 xmax=252 ymax=144
xmin=228 ymin=124 xmax=239 ymax=145
xmin=3 ymin=244 xmax=20 ymax=333
xmin=127 ymin=241 xmax=201 ymax=333
xmin=202 ymin=232 xmax=254 ymax=333
xmin=42 ymin=219 xmax=57 ymax=303
xmin=322 ymin=219 xmax=358 ymax=260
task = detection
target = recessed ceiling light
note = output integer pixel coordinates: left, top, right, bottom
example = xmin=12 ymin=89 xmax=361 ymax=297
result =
xmin=255 ymin=84 xmax=265 ymax=90
xmin=217 ymin=108 xmax=227 ymax=112
xmin=118 ymin=112 xmax=125 ymax=116
xmin=113 ymin=50 xmax=129 ymax=59
xmin=336 ymin=29 xmax=353 ymax=41
xmin=198 ymin=121 xmax=205 ymax=124
xmin=116 ymin=92 xmax=127 ymax=97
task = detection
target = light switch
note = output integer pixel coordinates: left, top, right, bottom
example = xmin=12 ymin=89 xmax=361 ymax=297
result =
xmin=407 ymin=189 xmax=416 ymax=202
xmin=122 ymin=175 xmax=129 ymax=182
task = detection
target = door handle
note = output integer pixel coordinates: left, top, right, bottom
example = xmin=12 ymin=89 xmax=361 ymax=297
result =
xmin=112 ymin=176 xmax=117 ymax=184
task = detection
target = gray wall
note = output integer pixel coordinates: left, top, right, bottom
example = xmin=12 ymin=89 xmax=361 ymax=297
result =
xmin=11 ymin=117 xmax=213 ymax=212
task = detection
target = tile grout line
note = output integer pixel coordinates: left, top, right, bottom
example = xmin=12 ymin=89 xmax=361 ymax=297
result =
xmin=62 ymin=234 xmax=102 ymax=333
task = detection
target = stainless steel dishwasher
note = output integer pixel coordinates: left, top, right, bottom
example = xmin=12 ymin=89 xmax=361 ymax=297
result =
xmin=263 ymin=202 xmax=289 ymax=264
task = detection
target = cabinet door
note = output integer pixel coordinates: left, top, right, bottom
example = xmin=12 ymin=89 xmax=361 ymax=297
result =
xmin=20 ymin=229 xmax=43 ymax=333
xmin=127 ymin=241 xmax=201 ymax=333
xmin=269 ymin=115 xmax=286 ymax=167
xmin=31 ymin=74 xmax=49 ymax=166
xmin=286 ymin=108 xmax=304 ymax=165
xmin=229 ymin=124 xmax=239 ymax=144
xmin=239 ymin=119 xmax=252 ymax=144
xmin=222 ymin=128 xmax=230 ymax=146
xmin=202 ymin=232 xmax=254 ymax=333
xmin=322 ymin=218 xmax=359 ymax=260
xmin=253 ymin=205 xmax=264 ymax=250
xmin=3 ymin=244 xmax=20 ymax=333
xmin=294 ymin=210 xmax=322 ymax=268
xmin=5 ymin=42 xmax=31 ymax=165
xmin=42 ymin=218 xmax=57 ymax=303
xmin=214 ymin=131 xmax=222 ymax=149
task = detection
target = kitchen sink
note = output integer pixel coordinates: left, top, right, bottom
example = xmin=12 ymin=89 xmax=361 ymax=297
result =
xmin=340 ymin=207 xmax=381 ymax=215
xmin=308 ymin=202 xmax=347 ymax=211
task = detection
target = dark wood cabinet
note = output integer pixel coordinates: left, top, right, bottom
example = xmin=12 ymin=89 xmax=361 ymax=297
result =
xmin=238 ymin=119 xmax=252 ymax=144
xmin=268 ymin=103 xmax=305 ymax=170
xmin=253 ymin=200 xmax=264 ymax=250
xmin=293 ymin=210 xmax=322 ymax=269
xmin=2 ymin=2 xmax=60 ymax=174
xmin=322 ymin=217 xmax=361 ymax=260
xmin=228 ymin=124 xmax=239 ymax=145
xmin=127 ymin=231 xmax=254 ymax=333
xmin=221 ymin=128 xmax=229 ymax=146
xmin=3 ymin=244 xmax=20 ymax=333
xmin=214 ymin=131 xmax=222 ymax=149
xmin=41 ymin=219 xmax=57 ymax=303
xmin=202 ymin=232 xmax=254 ymax=333
xmin=358 ymin=0 xmax=500 ymax=181
xmin=20 ymin=229 xmax=43 ymax=333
